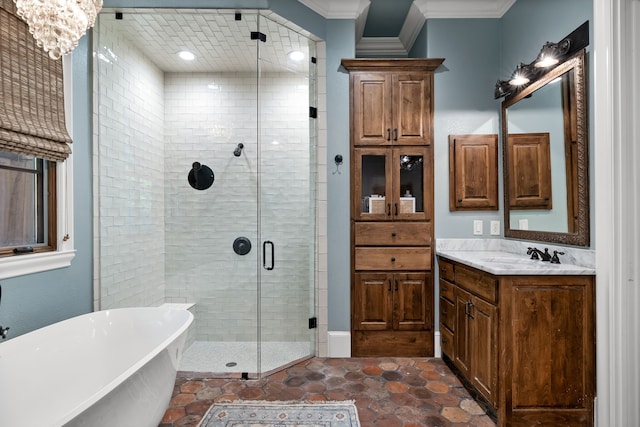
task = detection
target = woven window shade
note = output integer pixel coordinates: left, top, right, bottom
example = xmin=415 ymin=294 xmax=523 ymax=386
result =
xmin=0 ymin=0 xmax=72 ymax=162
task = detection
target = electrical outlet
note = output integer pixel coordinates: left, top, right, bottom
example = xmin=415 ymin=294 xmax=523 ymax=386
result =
xmin=490 ymin=220 xmax=500 ymax=235
xmin=519 ymin=219 xmax=529 ymax=230
xmin=473 ymin=220 xmax=483 ymax=235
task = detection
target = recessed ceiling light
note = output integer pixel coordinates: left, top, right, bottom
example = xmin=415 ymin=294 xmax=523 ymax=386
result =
xmin=178 ymin=50 xmax=195 ymax=61
xmin=288 ymin=50 xmax=304 ymax=61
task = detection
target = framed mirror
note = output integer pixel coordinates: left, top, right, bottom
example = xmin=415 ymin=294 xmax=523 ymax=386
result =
xmin=502 ymin=49 xmax=589 ymax=246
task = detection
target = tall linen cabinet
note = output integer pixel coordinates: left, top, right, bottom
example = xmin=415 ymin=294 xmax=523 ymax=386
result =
xmin=342 ymin=59 xmax=444 ymax=356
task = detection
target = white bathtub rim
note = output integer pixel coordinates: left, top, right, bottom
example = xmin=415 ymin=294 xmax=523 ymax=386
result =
xmin=59 ymin=307 xmax=194 ymax=426
xmin=0 ymin=307 xmax=193 ymax=426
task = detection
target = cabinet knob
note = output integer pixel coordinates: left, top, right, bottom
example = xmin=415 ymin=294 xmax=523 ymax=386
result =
xmin=391 ymin=257 xmax=396 ymax=262
xmin=391 ymin=232 xmax=397 ymax=237
xmin=442 ymin=337 xmax=448 ymax=343
xmin=458 ymin=199 xmax=463 ymax=203
xmin=440 ymin=287 xmax=447 ymax=293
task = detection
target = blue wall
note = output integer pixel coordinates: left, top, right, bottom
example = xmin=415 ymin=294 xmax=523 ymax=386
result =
xmin=0 ymin=36 xmax=94 ymax=337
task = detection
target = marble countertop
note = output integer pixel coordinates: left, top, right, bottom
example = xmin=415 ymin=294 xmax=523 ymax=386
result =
xmin=436 ymin=239 xmax=595 ymax=276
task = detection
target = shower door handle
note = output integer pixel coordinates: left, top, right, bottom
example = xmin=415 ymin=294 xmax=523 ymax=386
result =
xmin=263 ymin=240 xmax=274 ymax=270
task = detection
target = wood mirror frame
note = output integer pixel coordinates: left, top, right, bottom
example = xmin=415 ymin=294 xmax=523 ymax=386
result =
xmin=502 ymin=49 xmax=589 ymax=246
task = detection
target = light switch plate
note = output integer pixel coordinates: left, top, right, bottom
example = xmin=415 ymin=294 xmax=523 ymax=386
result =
xmin=473 ymin=220 xmax=483 ymax=235
xmin=490 ymin=220 xmax=500 ymax=235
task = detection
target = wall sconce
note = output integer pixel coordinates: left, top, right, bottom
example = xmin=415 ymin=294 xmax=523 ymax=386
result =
xmin=14 ymin=0 xmax=103 ymax=59
xmin=494 ymin=20 xmax=589 ymax=99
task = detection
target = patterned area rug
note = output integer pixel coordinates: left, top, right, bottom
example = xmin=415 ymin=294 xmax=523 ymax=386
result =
xmin=198 ymin=400 xmax=361 ymax=427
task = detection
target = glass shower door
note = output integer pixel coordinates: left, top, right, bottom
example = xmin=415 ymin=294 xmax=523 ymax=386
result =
xmin=257 ymin=15 xmax=317 ymax=374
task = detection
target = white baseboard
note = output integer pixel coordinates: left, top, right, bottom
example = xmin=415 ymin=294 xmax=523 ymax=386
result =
xmin=434 ymin=331 xmax=441 ymax=358
xmin=328 ymin=331 xmax=351 ymax=357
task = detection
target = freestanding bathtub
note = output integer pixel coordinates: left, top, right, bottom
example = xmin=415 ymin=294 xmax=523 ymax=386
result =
xmin=0 ymin=307 xmax=193 ymax=427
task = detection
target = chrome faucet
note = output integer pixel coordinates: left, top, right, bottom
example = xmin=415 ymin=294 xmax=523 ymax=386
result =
xmin=527 ymin=247 xmax=552 ymax=261
xmin=0 ymin=325 xmax=9 ymax=339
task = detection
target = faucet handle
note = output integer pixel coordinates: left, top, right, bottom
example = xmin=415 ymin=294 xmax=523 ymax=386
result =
xmin=527 ymin=247 xmax=540 ymax=259
xmin=0 ymin=326 xmax=9 ymax=339
xmin=550 ymin=251 xmax=565 ymax=264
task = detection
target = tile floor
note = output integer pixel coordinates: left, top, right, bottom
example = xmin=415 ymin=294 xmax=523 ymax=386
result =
xmin=159 ymin=357 xmax=497 ymax=427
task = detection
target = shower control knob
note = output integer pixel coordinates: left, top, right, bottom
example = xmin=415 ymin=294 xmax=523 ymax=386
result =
xmin=233 ymin=237 xmax=252 ymax=255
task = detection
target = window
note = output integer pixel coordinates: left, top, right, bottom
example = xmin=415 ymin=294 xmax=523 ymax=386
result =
xmin=0 ymin=152 xmax=56 ymax=256
xmin=0 ymin=1 xmax=75 ymax=279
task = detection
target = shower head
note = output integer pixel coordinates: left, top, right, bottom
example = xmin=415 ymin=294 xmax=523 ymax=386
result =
xmin=233 ymin=143 xmax=244 ymax=157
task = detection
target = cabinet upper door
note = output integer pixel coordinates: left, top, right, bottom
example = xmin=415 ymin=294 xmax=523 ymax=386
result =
xmin=393 ymin=73 xmax=432 ymax=145
xmin=352 ymin=73 xmax=392 ymax=145
xmin=351 ymin=72 xmax=432 ymax=146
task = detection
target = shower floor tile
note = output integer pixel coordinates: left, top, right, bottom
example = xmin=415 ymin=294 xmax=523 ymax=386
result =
xmin=179 ymin=341 xmax=311 ymax=374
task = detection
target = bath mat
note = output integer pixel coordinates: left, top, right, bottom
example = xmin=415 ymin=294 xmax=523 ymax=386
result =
xmin=198 ymin=400 xmax=360 ymax=427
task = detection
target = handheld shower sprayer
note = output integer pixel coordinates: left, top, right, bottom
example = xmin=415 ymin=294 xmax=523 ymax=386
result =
xmin=233 ymin=143 xmax=244 ymax=157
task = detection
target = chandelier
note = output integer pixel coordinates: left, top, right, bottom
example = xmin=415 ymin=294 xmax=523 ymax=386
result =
xmin=14 ymin=0 xmax=103 ymax=60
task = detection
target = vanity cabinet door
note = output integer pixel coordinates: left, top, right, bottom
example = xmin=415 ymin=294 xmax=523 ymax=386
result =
xmin=470 ymin=296 xmax=498 ymax=407
xmin=454 ymin=288 xmax=473 ymax=378
xmin=454 ymin=286 xmax=498 ymax=407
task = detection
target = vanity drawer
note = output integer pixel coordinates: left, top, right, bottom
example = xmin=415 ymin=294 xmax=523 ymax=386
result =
xmin=439 ymin=279 xmax=455 ymax=302
xmin=440 ymin=325 xmax=454 ymax=357
xmin=354 ymin=247 xmax=431 ymax=271
xmin=438 ymin=258 xmax=455 ymax=282
xmin=455 ymin=264 xmax=498 ymax=303
xmin=440 ymin=296 xmax=455 ymax=332
xmin=355 ymin=222 xmax=431 ymax=246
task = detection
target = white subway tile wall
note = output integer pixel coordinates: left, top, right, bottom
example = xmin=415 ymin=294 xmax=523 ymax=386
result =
xmin=94 ymin=14 xmax=320 ymax=346
xmin=95 ymin=17 xmax=167 ymax=309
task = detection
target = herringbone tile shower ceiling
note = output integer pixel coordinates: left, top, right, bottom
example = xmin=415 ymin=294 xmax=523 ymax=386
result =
xmin=102 ymin=9 xmax=312 ymax=73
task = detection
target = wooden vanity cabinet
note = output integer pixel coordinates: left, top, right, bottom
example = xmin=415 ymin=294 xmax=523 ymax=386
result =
xmin=344 ymin=59 xmax=444 ymax=357
xmin=438 ymin=256 xmax=595 ymax=426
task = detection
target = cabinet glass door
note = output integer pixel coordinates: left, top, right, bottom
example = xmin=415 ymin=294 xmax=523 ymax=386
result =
xmin=354 ymin=148 xmax=391 ymax=220
xmin=393 ymin=147 xmax=430 ymax=221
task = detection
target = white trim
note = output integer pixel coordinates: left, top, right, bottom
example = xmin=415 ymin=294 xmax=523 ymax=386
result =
xmin=327 ymin=331 xmax=351 ymax=357
xmin=0 ymin=55 xmax=75 ymax=280
xmin=356 ymin=37 xmax=408 ymax=56
xmin=398 ymin=2 xmax=426 ymax=54
xmin=0 ymin=250 xmax=76 ymax=280
xmin=434 ymin=331 xmax=441 ymax=358
xmin=297 ymin=0 xmax=370 ymax=19
xmin=414 ymin=0 xmax=516 ymax=18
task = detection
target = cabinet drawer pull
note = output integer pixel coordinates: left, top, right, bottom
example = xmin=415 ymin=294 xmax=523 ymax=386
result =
xmin=391 ymin=257 xmax=396 ymax=262
xmin=441 ymin=308 xmax=448 ymax=315
xmin=440 ymin=286 xmax=447 ymax=293
xmin=391 ymin=232 xmax=397 ymax=237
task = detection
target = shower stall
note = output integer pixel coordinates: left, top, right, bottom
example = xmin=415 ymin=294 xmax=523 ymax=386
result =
xmin=93 ymin=9 xmax=317 ymax=377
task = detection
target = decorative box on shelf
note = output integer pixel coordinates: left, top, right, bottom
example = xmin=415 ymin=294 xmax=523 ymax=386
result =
xmin=400 ymin=196 xmax=416 ymax=213
xmin=368 ymin=196 xmax=386 ymax=214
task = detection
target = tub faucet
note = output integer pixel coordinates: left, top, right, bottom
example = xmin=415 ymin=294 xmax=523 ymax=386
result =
xmin=0 ymin=325 xmax=9 ymax=339
xmin=527 ymin=247 xmax=552 ymax=261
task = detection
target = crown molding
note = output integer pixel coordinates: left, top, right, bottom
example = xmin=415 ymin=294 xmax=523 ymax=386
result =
xmin=297 ymin=0 xmax=370 ymax=19
xmin=356 ymin=37 xmax=408 ymax=57
xmin=413 ymin=0 xmax=516 ymax=18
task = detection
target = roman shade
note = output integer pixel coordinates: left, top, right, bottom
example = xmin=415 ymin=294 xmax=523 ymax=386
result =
xmin=0 ymin=0 xmax=72 ymax=162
